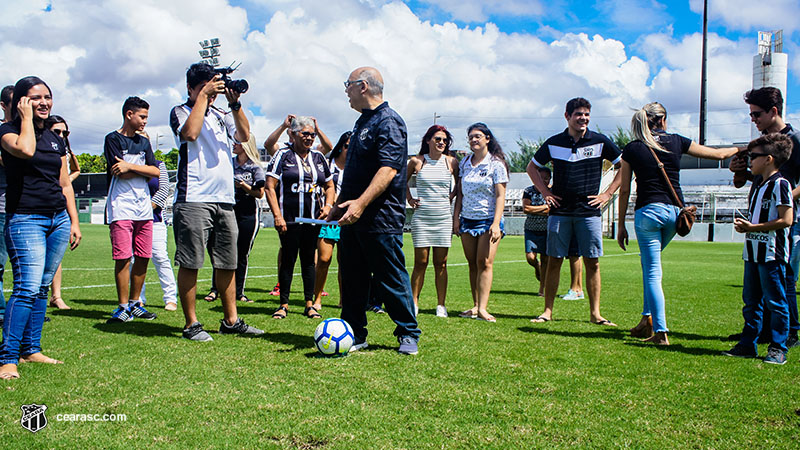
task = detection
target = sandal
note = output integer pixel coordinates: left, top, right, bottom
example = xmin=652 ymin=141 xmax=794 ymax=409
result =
xmin=239 ymin=295 xmax=254 ymax=303
xmin=49 ymin=297 xmax=71 ymax=310
xmin=459 ymin=309 xmax=478 ymax=318
xmin=304 ymin=306 xmax=322 ymax=319
xmin=272 ymin=305 xmax=288 ymax=319
xmin=530 ymin=315 xmax=551 ymax=323
xmin=204 ymin=291 xmax=218 ymax=302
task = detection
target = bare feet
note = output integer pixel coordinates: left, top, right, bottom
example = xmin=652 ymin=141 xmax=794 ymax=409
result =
xmin=0 ymin=363 xmax=20 ymax=379
xmin=476 ymin=310 xmax=496 ymax=322
xmin=643 ymin=332 xmax=669 ymax=345
xmin=313 ymin=303 xmax=322 ymax=311
xmin=50 ymin=297 xmax=71 ymax=310
xmin=20 ymin=353 xmax=63 ymax=364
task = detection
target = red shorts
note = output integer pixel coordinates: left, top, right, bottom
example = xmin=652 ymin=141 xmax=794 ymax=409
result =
xmin=109 ymin=220 xmax=153 ymax=260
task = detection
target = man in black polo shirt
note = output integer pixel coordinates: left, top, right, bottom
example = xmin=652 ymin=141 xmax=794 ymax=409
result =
xmin=729 ymin=87 xmax=800 ymax=348
xmin=329 ymin=66 xmax=421 ymax=355
xmin=526 ymin=97 xmax=622 ymax=326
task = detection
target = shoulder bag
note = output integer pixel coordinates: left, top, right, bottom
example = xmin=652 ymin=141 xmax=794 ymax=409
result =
xmin=647 ymin=146 xmax=696 ymax=236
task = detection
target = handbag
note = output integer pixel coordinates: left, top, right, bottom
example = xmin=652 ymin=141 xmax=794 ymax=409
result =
xmin=647 ymin=146 xmax=696 ymax=236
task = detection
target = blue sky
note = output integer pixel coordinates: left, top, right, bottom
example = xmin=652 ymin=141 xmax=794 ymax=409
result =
xmin=4 ymin=0 xmax=799 ymax=153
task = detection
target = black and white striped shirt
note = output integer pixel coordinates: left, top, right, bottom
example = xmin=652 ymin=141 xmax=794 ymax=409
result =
xmin=267 ymin=147 xmax=331 ymax=224
xmin=744 ymin=172 xmax=793 ymax=263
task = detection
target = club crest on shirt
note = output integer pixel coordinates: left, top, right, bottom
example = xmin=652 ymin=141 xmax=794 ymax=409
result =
xmin=317 ymin=163 xmax=325 ymax=171
xmin=579 ymin=146 xmax=596 ymax=158
xmin=479 ymin=170 xmax=488 ymax=177
xmin=51 ymin=142 xmax=59 ymax=151
xmin=359 ymin=128 xmax=369 ymax=141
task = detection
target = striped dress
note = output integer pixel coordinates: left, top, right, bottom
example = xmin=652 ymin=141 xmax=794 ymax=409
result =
xmin=411 ymin=155 xmax=453 ymax=248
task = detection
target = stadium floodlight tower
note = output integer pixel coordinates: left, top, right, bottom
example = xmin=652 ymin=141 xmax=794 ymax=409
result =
xmin=198 ymin=38 xmax=221 ymax=67
xmin=751 ymin=30 xmax=788 ymax=139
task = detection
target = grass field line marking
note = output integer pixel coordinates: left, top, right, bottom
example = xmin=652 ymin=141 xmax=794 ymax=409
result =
xmin=13 ymin=253 xmax=640 ymax=292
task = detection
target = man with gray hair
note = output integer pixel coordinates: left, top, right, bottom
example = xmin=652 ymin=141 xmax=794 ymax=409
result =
xmin=329 ymin=66 xmax=421 ymax=355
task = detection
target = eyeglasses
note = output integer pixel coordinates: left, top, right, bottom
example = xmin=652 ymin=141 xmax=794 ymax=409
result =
xmin=299 ymin=131 xmax=317 ymax=138
xmin=749 ymin=152 xmax=769 ymax=160
xmin=433 ymin=137 xmax=447 ymax=143
xmin=749 ymin=110 xmax=765 ymax=119
xmin=52 ymin=129 xmax=70 ymax=137
xmin=343 ymin=79 xmax=366 ymax=88
xmin=468 ymin=133 xmax=485 ymax=140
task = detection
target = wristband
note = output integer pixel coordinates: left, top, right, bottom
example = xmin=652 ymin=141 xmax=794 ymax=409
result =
xmin=325 ymin=203 xmax=334 ymax=208
xmin=228 ymin=101 xmax=241 ymax=111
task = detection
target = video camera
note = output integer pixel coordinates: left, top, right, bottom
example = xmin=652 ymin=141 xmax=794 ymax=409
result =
xmin=214 ymin=65 xmax=248 ymax=95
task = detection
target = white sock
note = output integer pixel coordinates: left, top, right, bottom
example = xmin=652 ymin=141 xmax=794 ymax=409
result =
xmin=119 ymin=303 xmax=129 ymax=311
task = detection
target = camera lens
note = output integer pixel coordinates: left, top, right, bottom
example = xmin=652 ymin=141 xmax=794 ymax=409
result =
xmin=229 ymin=79 xmax=248 ymax=94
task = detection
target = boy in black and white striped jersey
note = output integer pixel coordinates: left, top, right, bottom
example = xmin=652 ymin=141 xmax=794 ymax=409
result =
xmin=726 ymin=133 xmax=794 ymax=364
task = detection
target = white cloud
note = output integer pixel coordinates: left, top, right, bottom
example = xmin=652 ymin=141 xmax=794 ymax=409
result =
xmin=1 ymin=0 xmax=771 ymax=155
xmin=415 ymin=0 xmax=544 ymax=23
xmin=689 ymin=0 xmax=800 ymax=34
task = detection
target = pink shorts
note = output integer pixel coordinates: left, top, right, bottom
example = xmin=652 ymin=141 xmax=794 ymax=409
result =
xmin=110 ymin=220 xmax=153 ymax=260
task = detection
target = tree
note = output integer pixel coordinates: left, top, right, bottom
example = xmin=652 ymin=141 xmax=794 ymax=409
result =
xmin=161 ymin=148 xmax=179 ymax=170
xmin=604 ymin=126 xmax=633 ymax=150
xmin=76 ymin=153 xmax=106 ymax=173
xmin=507 ymin=137 xmax=544 ymax=172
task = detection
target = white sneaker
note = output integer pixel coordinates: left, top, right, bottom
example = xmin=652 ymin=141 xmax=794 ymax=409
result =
xmin=562 ymin=289 xmax=585 ymax=301
xmin=435 ymin=305 xmax=448 ymax=318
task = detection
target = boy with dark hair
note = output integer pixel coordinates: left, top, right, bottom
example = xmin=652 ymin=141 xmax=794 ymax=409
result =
xmin=522 ymin=166 xmax=551 ymax=296
xmin=730 ymin=86 xmax=800 ymax=348
xmin=104 ymin=96 xmax=160 ymax=323
xmin=526 ymin=97 xmax=622 ymax=325
xmin=727 ymin=133 xmax=794 ymax=364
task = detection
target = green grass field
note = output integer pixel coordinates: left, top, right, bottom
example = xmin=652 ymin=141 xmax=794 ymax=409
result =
xmin=2 ymin=224 xmax=799 ymax=448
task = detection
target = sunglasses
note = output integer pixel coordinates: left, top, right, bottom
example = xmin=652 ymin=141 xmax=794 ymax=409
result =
xmin=432 ymin=137 xmax=447 ymax=143
xmin=749 ymin=110 xmax=765 ymax=119
xmin=52 ymin=129 xmax=70 ymax=137
xmin=343 ymin=79 xmax=365 ymax=88
xmin=749 ymin=152 xmax=769 ymax=160
xmin=299 ymin=131 xmax=317 ymax=138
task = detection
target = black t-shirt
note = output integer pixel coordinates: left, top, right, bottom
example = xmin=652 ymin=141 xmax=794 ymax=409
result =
xmin=0 ymin=123 xmax=67 ymax=214
xmin=778 ymin=124 xmax=800 ymax=186
xmin=338 ymin=102 xmax=408 ymax=233
xmin=622 ymin=131 xmax=692 ymax=210
xmin=267 ymin=148 xmax=331 ymax=223
xmin=532 ymin=129 xmax=622 ymax=217
xmin=233 ymin=157 xmax=266 ymax=217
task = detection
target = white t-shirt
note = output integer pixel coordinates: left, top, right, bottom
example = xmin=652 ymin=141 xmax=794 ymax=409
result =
xmin=169 ymin=103 xmax=237 ymax=204
xmin=459 ymin=152 xmax=509 ymax=220
xmin=104 ymin=131 xmax=157 ymax=222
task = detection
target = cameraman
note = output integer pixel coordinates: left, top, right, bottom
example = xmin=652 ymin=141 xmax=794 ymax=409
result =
xmin=169 ymin=63 xmax=263 ymax=341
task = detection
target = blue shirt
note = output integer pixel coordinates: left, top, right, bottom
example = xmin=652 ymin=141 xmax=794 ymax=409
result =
xmin=338 ymin=102 xmax=407 ymax=234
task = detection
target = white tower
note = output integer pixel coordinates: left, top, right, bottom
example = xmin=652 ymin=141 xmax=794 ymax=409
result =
xmin=752 ymin=30 xmax=788 ymax=139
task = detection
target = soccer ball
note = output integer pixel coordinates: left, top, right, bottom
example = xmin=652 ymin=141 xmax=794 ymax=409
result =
xmin=314 ymin=318 xmax=355 ymax=356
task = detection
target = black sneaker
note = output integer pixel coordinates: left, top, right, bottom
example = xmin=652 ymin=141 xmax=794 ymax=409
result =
xmin=727 ymin=332 xmax=741 ymax=341
xmin=763 ymin=346 xmax=787 ymax=365
xmin=786 ymin=334 xmax=799 ymax=349
xmin=130 ymin=302 xmax=157 ymax=320
xmin=182 ymin=322 xmax=213 ymax=342
xmin=219 ymin=318 xmax=264 ymax=335
xmin=722 ymin=344 xmax=757 ymax=358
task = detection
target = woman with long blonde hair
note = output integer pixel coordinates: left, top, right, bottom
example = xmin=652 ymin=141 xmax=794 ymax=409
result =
xmin=205 ymin=133 xmax=265 ymax=303
xmin=617 ymin=102 xmax=739 ymax=344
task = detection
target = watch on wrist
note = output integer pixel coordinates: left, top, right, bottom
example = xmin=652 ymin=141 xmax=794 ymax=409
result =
xmin=228 ymin=101 xmax=241 ymax=111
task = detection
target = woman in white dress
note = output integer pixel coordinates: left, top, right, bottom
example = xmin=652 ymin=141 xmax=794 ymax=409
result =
xmin=407 ymin=125 xmax=459 ymax=317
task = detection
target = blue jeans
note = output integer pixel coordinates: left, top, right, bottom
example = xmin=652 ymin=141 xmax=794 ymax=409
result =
xmin=339 ymin=227 xmax=420 ymax=343
xmin=740 ymin=261 xmax=790 ymax=353
xmin=0 ymin=211 xmax=71 ymax=364
xmin=0 ymin=213 xmax=6 ymax=317
xmin=634 ymin=203 xmax=679 ymax=334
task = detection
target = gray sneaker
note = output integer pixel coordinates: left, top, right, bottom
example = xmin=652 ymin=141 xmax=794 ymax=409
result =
xmin=219 ymin=317 xmax=264 ymax=335
xmin=350 ymin=340 xmax=368 ymax=352
xmin=763 ymin=346 xmax=787 ymax=365
xmin=786 ymin=334 xmax=799 ymax=349
xmin=397 ymin=337 xmax=418 ymax=355
xmin=183 ymin=322 xmax=213 ymax=342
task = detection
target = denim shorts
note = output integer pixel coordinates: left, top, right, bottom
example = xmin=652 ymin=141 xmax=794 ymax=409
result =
xmin=524 ymin=230 xmax=547 ymax=254
xmin=546 ymin=215 xmax=602 ymax=259
xmin=318 ymin=224 xmax=340 ymax=242
xmin=459 ymin=217 xmax=505 ymax=238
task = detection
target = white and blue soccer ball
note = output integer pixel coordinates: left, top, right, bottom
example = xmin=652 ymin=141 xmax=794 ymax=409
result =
xmin=314 ymin=318 xmax=355 ymax=356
